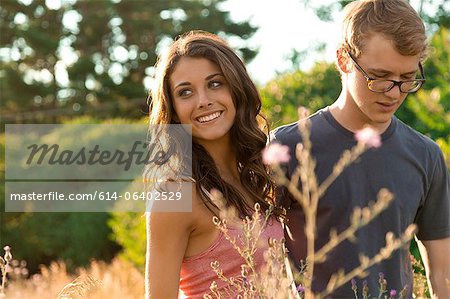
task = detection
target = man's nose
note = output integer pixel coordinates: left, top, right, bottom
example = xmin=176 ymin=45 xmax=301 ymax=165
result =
xmin=384 ymin=84 xmax=402 ymax=99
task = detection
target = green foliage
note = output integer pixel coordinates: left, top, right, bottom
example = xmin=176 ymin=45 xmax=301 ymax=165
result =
xmin=0 ymin=135 xmax=5 ymax=247
xmin=306 ymin=0 xmax=450 ymax=31
xmin=1 ymin=212 xmax=119 ymax=273
xmin=1 ymin=132 xmax=101 ymax=273
xmin=0 ymin=0 xmax=65 ymax=119
xmin=0 ymin=117 xmax=151 ymax=273
xmin=396 ymin=27 xmax=450 ymax=168
xmin=0 ymin=0 xmax=257 ymax=124
xmin=108 ymin=212 xmax=146 ymax=271
xmin=260 ymin=62 xmax=340 ymax=126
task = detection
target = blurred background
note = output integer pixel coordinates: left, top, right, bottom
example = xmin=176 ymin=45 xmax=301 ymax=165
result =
xmin=0 ymin=0 xmax=448 ymax=297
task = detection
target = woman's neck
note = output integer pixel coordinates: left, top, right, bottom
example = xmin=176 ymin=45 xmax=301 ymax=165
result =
xmin=197 ymin=136 xmax=239 ymax=180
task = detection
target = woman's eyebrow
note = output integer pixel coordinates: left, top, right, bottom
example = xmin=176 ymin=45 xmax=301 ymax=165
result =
xmin=173 ymin=73 xmax=223 ymax=90
xmin=205 ymin=73 xmax=223 ymax=80
xmin=173 ymin=81 xmax=191 ymax=90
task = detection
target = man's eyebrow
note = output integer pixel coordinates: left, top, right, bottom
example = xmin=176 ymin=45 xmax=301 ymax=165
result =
xmin=401 ymin=70 xmax=419 ymax=76
xmin=367 ymin=67 xmax=418 ymax=76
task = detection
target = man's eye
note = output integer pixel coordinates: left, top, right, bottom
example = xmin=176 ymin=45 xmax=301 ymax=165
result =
xmin=372 ymin=73 xmax=389 ymax=79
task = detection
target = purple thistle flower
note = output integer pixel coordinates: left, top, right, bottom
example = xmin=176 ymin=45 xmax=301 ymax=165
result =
xmin=297 ymin=285 xmax=305 ymax=293
xmin=389 ymin=289 xmax=397 ymax=298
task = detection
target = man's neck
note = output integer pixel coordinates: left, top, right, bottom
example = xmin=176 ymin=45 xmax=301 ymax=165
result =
xmin=329 ymin=92 xmax=391 ymax=134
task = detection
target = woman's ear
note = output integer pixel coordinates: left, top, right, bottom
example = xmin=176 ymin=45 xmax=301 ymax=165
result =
xmin=336 ymin=48 xmax=351 ymax=74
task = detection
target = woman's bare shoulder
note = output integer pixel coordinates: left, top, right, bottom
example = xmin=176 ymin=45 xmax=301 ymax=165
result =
xmin=146 ymin=182 xmax=212 ymax=235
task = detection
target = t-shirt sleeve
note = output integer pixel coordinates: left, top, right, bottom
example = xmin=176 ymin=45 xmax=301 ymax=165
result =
xmin=269 ymin=127 xmax=295 ymax=210
xmin=415 ymin=147 xmax=450 ymax=240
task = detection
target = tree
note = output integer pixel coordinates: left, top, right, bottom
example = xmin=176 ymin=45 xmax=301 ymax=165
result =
xmin=0 ymin=0 xmax=258 ymax=273
xmin=260 ymin=62 xmax=340 ymax=126
xmin=0 ymin=0 xmax=66 ymax=121
xmin=0 ymin=0 xmax=257 ymax=123
xmin=400 ymin=27 xmax=450 ymax=155
xmin=302 ymin=0 xmax=450 ymax=31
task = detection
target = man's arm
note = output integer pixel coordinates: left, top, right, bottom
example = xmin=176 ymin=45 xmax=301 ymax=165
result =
xmin=417 ymin=237 xmax=450 ymax=298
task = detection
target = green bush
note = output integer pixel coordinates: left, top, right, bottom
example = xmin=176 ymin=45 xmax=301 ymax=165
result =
xmin=260 ymin=62 xmax=340 ymax=126
xmin=0 ymin=117 xmax=147 ymax=273
xmin=109 ymin=212 xmax=146 ymax=271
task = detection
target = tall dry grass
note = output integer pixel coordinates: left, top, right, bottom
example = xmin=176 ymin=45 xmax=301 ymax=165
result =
xmin=4 ymin=258 xmax=144 ymax=299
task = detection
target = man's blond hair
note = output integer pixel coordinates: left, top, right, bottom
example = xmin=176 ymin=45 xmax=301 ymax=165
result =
xmin=340 ymin=0 xmax=428 ymax=60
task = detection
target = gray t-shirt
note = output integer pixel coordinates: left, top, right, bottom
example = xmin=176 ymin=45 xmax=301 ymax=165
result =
xmin=272 ymin=107 xmax=450 ymax=298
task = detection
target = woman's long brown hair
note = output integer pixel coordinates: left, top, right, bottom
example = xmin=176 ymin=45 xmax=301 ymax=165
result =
xmin=149 ymin=30 xmax=274 ymax=217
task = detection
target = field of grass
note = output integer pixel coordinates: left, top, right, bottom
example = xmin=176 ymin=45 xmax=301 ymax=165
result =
xmin=3 ymin=258 xmax=144 ymax=299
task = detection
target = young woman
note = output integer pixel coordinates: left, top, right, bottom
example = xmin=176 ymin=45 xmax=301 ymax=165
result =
xmin=145 ymin=31 xmax=284 ymax=298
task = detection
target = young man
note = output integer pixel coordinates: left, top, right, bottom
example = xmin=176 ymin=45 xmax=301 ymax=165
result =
xmin=272 ymin=0 xmax=450 ymax=297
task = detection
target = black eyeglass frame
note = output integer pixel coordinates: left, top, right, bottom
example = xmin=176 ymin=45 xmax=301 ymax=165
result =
xmin=346 ymin=52 xmax=426 ymax=94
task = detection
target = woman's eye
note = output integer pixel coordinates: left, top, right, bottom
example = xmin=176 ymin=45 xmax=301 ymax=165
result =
xmin=178 ymin=89 xmax=192 ymax=97
xmin=209 ymin=81 xmax=221 ymax=88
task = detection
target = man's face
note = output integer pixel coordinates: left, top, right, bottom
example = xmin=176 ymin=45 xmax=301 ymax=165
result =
xmin=344 ymin=33 xmax=422 ymax=131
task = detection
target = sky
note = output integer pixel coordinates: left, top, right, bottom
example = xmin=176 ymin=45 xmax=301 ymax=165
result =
xmin=4 ymin=0 xmax=345 ymax=90
xmin=220 ymin=0 xmax=429 ymax=85
xmin=6 ymin=0 xmax=432 ymax=90
xmin=220 ymin=0 xmax=343 ymax=84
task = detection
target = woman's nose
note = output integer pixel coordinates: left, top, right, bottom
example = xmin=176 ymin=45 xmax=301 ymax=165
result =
xmin=197 ymin=90 xmax=213 ymax=108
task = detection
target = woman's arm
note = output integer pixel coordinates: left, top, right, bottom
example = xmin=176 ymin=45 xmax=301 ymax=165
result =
xmin=145 ymin=210 xmax=193 ymax=299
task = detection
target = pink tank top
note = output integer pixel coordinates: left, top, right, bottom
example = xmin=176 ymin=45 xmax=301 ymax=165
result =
xmin=179 ymin=217 xmax=284 ymax=298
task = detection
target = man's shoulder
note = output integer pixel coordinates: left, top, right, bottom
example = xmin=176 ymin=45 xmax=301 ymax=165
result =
xmin=271 ymin=121 xmax=300 ymax=143
xmin=271 ymin=109 xmax=326 ymax=145
xmin=395 ymin=118 xmax=442 ymax=153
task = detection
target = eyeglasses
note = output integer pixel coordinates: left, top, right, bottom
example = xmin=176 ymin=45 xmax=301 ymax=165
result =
xmin=346 ymin=52 xmax=426 ymax=93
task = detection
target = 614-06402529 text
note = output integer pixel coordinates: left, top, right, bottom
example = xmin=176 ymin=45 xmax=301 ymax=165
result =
xmin=5 ymin=124 xmax=193 ymax=212
xmin=9 ymin=191 xmax=182 ymax=201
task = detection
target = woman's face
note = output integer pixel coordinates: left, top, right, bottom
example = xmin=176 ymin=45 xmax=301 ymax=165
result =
xmin=169 ymin=57 xmax=236 ymax=145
